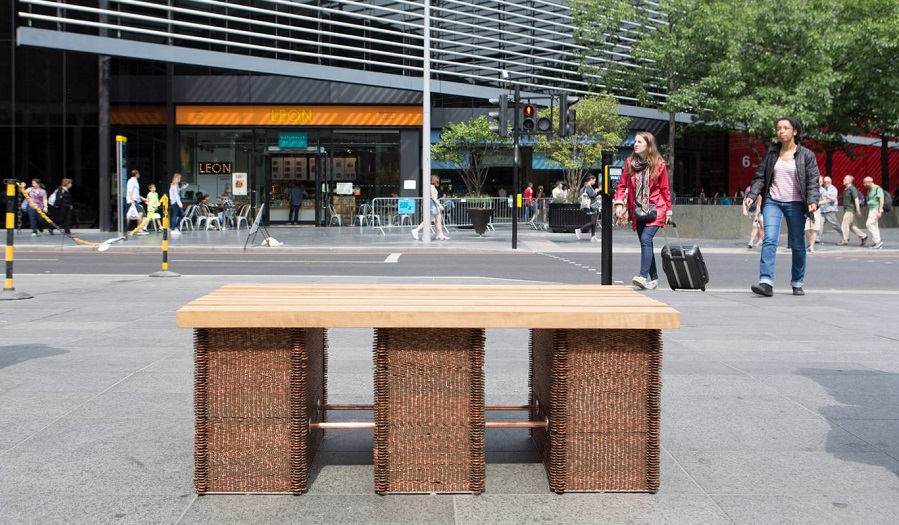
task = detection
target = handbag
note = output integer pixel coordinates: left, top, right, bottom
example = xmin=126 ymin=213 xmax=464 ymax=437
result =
xmin=634 ymin=201 xmax=657 ymax=223
xmin=579 ymin=192 xmax=591 ymax=209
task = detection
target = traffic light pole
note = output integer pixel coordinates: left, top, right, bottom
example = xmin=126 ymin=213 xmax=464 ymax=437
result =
xmin=512 ymin=84 xmax=520 ymax=250
xmin=601 ymin=151 xmax=614 ymax=285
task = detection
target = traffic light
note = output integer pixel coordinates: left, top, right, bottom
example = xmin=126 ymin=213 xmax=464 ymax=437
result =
xmin=521 ymin=103 xmax=552 ymax=135
xmin=521 ymin=104 xmax=536 ymax=133
xmin=559 ymin=95 xmax=579 ymax=137
xmin=488 ymin=94 xmax=508 ymax=137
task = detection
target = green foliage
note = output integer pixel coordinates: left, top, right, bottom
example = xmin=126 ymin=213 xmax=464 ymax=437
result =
xmin=534 ymin=95 xmax=629 ymax=201
xmin=431 ymin=116 xmax=511 ymax=196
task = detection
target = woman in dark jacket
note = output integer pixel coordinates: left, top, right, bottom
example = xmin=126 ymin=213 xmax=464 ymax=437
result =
xmin=743 ymin=117 xmax=820 ymax=297
xmin=55 ymin=178 xmax=76 ymax=234
xmin=574 ymin=175 xmax=600 ymax=242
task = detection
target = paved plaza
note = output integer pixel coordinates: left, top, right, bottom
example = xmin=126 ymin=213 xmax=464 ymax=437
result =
xmin=1 ymin=224 xmax=898 ymax=524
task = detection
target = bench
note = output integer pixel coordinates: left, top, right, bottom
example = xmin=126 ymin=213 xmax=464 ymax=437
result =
xmin=176 ymin=284 xmax=680 ymax=494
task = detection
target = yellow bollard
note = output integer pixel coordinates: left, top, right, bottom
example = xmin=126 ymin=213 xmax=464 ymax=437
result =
xmin=150 ymin=195 xmax=180 ymax=278
xmin=2 ymin=179 xmax=33 ymax=300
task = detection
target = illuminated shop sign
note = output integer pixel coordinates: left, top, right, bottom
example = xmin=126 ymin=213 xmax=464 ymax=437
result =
xmin=198 ymin=162 xmax=233 ymax=174
xmin=278 ymin=132 xmax=308 ymax=148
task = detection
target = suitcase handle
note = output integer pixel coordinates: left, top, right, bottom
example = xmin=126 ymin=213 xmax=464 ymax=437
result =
xmin=661 ymin=220 xmax=685 ymax=252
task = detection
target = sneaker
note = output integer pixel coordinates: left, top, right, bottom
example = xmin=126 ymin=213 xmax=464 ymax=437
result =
xmin=646 ymin=280 xmax=659 ymax=290
xmin=632 ymin=276 xmax=650 ymax=289
xmin=792 ymin=287 xmax=805 ymax=296
xmin=871 ymin=241 xmax=883 ymax=249
xmin=860 ymin=237 xmax=867 ymax=246
xmin=590 ymin=236 xmax=599 ymax=243
xmin=170 ymin=229 xmax=181 ymax=235
xmin=135 ymin=231 xmax=149 ymax=236
xmin=31 ymin=232 xmax=37 ymax=238
xmin=807 ymin=246 xmax=814 ymax=253
xmin=748 ymin=243 xmax=753 ymax=249
xmin=837 ymin=240 xmax=848 ymax=246
xmin=411 ymin=230 xmax=419 ymax=240
xmin=574 ymin=228 xmax=582 ymax=240
xmin=751 ymin=283 xmax=774 ymax=297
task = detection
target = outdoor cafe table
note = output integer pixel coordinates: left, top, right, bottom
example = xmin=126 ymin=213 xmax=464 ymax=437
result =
xmin=176 ymin=284 xmax=681 ymax=495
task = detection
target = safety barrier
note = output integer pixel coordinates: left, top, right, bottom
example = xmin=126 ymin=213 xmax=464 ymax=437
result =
xmin=367 ymin=197 xmax=536 ymax=234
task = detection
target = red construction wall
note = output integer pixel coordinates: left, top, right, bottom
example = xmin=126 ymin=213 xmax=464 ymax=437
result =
xmin=728 ymin=134 xmax=899 ymax=196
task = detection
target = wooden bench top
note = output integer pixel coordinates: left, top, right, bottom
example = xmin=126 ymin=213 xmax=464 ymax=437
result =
xmin=177 ymin=284 xmax=680 ymax=330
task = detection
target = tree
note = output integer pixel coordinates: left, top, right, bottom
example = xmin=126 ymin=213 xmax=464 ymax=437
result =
xmin=535 ymin=94 xmax=629 ymax=201
xmin=431 ymin=116 xmax=510 ymax=196
xmin=571 ymin=0 xmax=732 ymax=191
xmin=679 ymin=0 xmax=839 ymax=149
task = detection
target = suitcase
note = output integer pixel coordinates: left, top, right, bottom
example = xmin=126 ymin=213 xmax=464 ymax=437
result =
xmin=660 ymin=222 xmax=709 ymax=291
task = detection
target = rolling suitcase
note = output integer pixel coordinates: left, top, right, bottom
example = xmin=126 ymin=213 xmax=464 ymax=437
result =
xmin=660 ymin=222 xmax=709 ymax=291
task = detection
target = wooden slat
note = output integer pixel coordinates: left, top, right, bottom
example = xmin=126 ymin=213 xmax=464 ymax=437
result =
xmin=176 ymin=284 xmax=680 ymax=330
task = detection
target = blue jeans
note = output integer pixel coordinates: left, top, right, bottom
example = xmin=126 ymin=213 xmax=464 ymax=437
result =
xmin=760 ymin=198 xmax=807 ymax=288
xmin=636 ymin=223 xmax=660 ymax=280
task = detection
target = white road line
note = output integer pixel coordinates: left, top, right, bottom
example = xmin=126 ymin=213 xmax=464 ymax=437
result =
xmin=384 ymin=253 xmax=402 ymax=263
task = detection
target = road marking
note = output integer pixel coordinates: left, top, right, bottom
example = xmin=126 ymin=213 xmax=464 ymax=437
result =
xmin=171 ymin=259 xmax=386 ymax=264
xmin=384 ymin=253 xmax=402 ymax=263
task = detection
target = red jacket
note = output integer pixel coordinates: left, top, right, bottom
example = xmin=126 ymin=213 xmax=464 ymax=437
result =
xmin=613 ymin=161 xmax=672 ymax=229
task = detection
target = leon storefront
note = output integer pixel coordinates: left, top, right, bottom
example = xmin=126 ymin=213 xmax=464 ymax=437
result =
xmin=176 ymin=104 xmax=421 ymax=224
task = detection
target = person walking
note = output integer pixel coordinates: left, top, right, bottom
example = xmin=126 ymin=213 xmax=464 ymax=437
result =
xmin=145 ymin=183 xmax=162 ymax=231
xmin=804 ymin=176 xmax=825 ymax=253
xmin=862 ymin=176 xmax=885 ymax=249
xmin=54 ymin=178 xmax=75 ymax=234
xmin=743 ymin=117 xmax=820 ymax=297
xmin=126 ymin=169 xmax=149 ymax=235
xmin=168 ymin=173 xmax=184 ymax=235
xmin=25 ymin=178 xmax=50 ymax=237
xmin=613 ymin=131 xmax=673 ymax=290
xmin=411 ymin=175 xmax=449 ymax=241
xmin=742 ymin=185 xmax=764 ymax=249
xmin=523 ymin=181 xmax=535 ymax=224
xmin=574 ymin=175 xmax=600 ymax=243
xmin=839 ymin=175 xmax=867 ymax=246
xmin=816 ymin=176 xmax=844 ymax=244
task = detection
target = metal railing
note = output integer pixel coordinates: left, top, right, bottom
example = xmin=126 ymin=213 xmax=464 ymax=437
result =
xmin=366 ymin=196 xmax=544 ymax=234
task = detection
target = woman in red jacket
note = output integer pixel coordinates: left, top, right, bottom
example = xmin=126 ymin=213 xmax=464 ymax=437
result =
xmin=613 ymin=131 xmax=673 ymax=290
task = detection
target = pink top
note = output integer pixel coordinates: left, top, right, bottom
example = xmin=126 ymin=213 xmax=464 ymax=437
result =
xmin=769 ymin=158 xmax=801 ymax=202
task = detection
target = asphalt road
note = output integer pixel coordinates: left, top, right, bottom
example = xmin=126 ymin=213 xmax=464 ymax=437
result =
xmin=10 ymin=248 xmax=897 ymax=291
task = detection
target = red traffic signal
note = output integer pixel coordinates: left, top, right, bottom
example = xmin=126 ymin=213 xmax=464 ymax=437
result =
xmin=523 ymin=104 xmax=536 ymax=118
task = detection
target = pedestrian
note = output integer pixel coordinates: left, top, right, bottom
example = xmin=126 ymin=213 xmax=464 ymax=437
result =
xmin=862 ymin=176 xmax=885 ymax=249
xmin=523 ymin=182 xmax=535 ymax=224
xmin=411 ymin=175 xmax=449 ymax=241
xmin=146 ymin=183 xmax=162 ymax=231
xmin=534 ymin=185 xmax=546 ymax=224
xmin=126 ymin=169 xmax=149 ymax=235
xmin=804 ymin=188 xmax=822 ymax=254
xmin=613 ymin=131 xmax=673 ymax=290
xmin=742 ymin=185 xmax=764 ymax=249
xmin=816 ymin=176 xmax=844 ymax=244
xmin=168 ymin=173 xmax=184 ymax=235
xmin=25 ymin=178 xmax=50 ymax=237
xmin=743 ymin=116 xmax=820 ymax=297
xmin=839 ymin=175 xmax=867 ymax=246
xmin=574 ymin=175 xmax=600 ymax=243
xmin=288 ymin=183 xmax=304 ymax=225
xmin=551 ymin=180 xmax=565 ymax=201
xmin=54 ymin=178 xmax=75 ymax=234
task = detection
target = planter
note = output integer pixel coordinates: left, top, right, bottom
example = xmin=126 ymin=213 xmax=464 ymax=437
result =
xmin=548 ymin=202 xmax=588 ymax=233
xmin=467 ymin=207 xmax=494 ymax=236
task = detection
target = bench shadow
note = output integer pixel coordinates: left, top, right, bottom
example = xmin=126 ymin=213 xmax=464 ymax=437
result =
xmin=796 ymin=367 xmax=899 ymax=478
xmin=0 ymin=344 xmax=67 ymax=370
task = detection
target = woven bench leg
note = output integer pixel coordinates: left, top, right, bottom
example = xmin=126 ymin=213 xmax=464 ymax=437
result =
xmin=529 ymin=328 xmax=662 ymax=493
xmin=194 ymin=327 xmax=326 ymax=494
xmin=373 ymin=328 xmax=485 ymax=494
